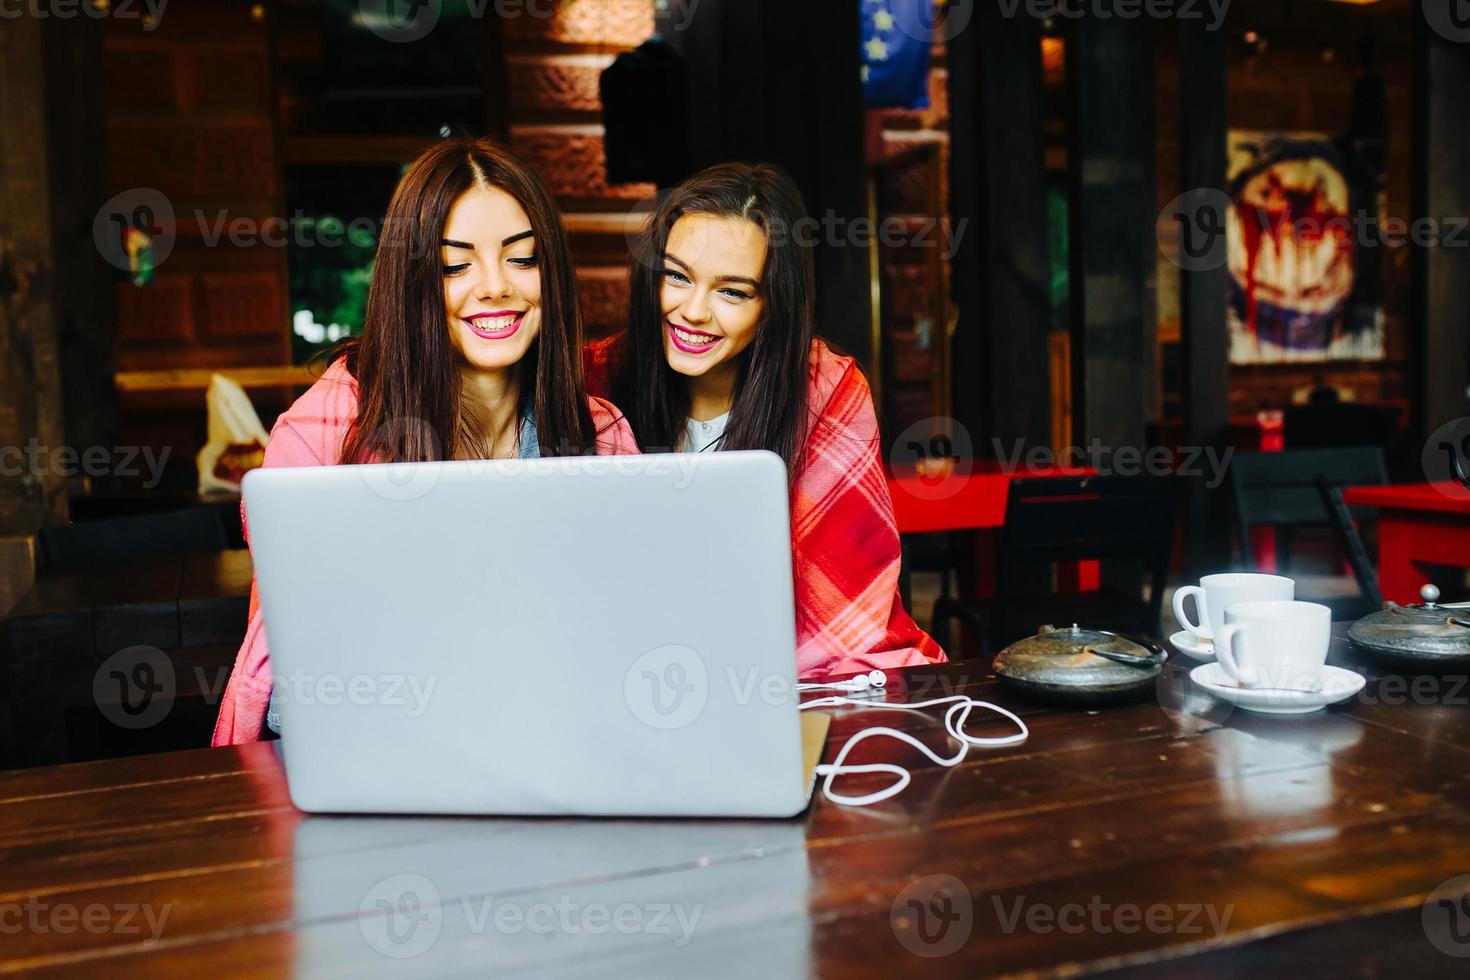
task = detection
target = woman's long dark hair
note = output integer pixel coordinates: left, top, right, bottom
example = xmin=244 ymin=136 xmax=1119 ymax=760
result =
xmin=338 ymin=137 xmax=595 ymax=463
xmin=610 ymin=163 xmax=815 ymax=474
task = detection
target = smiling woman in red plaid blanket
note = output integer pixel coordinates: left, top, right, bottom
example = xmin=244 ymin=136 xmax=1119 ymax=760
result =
xmin=214 ymin=139 xmax=637 ymax=745
xmin=586 ymin=163 xmax=946 ymax=680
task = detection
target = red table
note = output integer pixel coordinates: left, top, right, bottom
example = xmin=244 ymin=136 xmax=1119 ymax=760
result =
xmin=886 ymin=463 xmax=1100 ymax=595
xmin=1342 ymin=481 xmax=1470 ymax=604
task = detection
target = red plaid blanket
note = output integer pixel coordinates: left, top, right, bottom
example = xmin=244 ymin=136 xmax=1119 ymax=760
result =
xmin=212 ymin=359 xmax=639 ymax=745
xmin=586 ymin=337 xmax=947 ymax=680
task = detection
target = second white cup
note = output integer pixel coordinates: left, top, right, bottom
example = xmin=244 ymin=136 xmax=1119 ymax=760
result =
xmin=1173 ymin=572 xmax=1294 ymax=643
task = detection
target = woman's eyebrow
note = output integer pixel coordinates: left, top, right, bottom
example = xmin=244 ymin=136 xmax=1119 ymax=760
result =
xmin=502 ymin=229 xmax=534 ymax=247
xmin=442 ymin=239 xmax=474 ymax=250
xmin=663 ymin=253 xmax=759 ymax=288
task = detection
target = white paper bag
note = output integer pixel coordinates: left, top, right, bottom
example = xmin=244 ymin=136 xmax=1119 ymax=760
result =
xmin=196 ymin=373 xmax=270 ymax=494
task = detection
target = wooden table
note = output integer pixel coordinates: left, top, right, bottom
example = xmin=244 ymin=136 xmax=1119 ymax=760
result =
xmin=5 ymin=630 xmax=1467 ymax=976
xmin=1 ymin=550 xmax=251 ymax=767
xmin=1342 ymin=482 xmax=1470 ymax=604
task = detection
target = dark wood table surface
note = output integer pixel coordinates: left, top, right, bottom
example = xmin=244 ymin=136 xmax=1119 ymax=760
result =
xmin=3 ymin=629 xmax=1468 ymax=977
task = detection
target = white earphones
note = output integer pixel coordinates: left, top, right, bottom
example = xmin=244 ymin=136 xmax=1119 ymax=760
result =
xmin=795 ymin=669 xmax=888 ymax=694
xmin=798 ymin=680 xmax=1029 ymax=807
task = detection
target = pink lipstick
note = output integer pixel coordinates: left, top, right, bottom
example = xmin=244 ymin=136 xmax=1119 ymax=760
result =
xmin=668 ymin=320 xmax=722 ymax=355
xmin=464 ymin=310 xmax=525 ymax=340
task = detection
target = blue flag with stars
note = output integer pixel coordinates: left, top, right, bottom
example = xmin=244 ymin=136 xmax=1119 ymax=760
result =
xmin=861 ymin=0 xmax=934 ymax=110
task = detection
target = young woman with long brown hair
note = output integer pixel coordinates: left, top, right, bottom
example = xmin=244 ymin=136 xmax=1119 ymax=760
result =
xmin=585 ymin=162 xmax=945 ymax=680
xmin=214 ymin=138 xmax=636 ymax=744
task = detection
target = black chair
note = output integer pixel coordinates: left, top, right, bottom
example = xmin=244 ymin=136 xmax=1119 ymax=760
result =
xmin=38 ymin=506 xmax=228 ymax=573
xmin=932 ymin=475 xmax=1180 ymax=657
xmin=1314 ymin=474 xmax=1383 ymax=617
xmin=1229 ymin=447 xmax=1387 ymax=619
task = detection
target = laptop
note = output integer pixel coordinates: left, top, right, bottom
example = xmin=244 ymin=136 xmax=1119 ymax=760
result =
xmin=242 ymin=449 xmax=830 ymax=818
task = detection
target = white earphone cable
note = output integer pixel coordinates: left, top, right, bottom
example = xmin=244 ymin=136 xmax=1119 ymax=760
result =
xmin=800 ymin=694 xmax=1029 ymax=807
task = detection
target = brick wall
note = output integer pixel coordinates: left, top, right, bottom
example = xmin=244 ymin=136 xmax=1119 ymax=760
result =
xmin=503 ymin=0 xmax=656 ymax=340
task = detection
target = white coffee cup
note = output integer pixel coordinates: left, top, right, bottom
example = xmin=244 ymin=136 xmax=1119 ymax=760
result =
xmin=1213 ymin=600 xmax=1332 ymax=691
xmin=1172 ymin=572 xmax=1294 ymax=643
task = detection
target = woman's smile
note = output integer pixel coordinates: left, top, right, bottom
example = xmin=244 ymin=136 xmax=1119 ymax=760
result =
xmin=667 ymin=320 xmax=722 ymax=354
xmin=464 ymin=310 xmax=526 ymax=341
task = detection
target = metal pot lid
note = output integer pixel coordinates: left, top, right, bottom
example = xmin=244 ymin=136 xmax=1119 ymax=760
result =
xmin=994 ymin=624 xmax=1166 ymax=693
xmin=1348 ymin=586 xmax=1470 ymax=663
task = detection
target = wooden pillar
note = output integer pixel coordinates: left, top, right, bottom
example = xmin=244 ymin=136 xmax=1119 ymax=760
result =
xmin=947 ymin=7 xmax=1051 ymax=457
xmin=1066 ymin=20 xmax=1155 ymax=453
xmin=0 ymin=16 xmax=68 ymax=537
xmin=1412 ymin=11 xmax=1470 ymax=443
xmin=43 ymin=16 xmax=120 ymax=465
xmin=1177 ymin=20 xmax=1231 ymax=574
xmin=656 ymin=0 xmax=875 ymax=370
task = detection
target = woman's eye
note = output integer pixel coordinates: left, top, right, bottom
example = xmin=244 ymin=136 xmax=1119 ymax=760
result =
xmin=509 ymin=255 xmax=538 ymax=269
xmin=662 ymin=269 xmax=690 ymax=285
xmin=443 ymin=263 xmax=470 ymax=277
xmin=719 ymin=289 xmax=752 ymax=301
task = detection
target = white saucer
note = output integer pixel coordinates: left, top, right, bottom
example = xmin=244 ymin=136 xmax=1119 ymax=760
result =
xmin=1189 ymin=663 xmax=1365 ymax=715
xmin=1169 ymin=629 xmax=1216 ymax=661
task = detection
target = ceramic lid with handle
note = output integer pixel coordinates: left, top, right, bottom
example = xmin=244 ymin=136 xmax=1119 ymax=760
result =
xmin=993 ymin=624 xmax=1167 ymax=703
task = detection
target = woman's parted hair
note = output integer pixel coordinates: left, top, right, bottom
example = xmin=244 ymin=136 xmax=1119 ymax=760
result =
xmin=611 ymin=162 xmax=816 ymax=474
xmin=338 ymin=137 xmax=596 ymax=463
